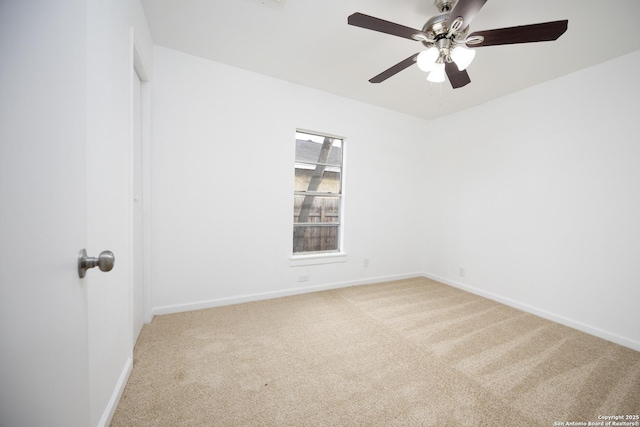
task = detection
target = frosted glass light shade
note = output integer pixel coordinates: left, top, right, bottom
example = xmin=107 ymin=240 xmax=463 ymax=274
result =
xmin=427 ymin=62 xmax=445 ymax=83
xmin=417 ymin=47 xmax=439 ymax=72
xmin=451 ymin=46 xmax=475 ymax=71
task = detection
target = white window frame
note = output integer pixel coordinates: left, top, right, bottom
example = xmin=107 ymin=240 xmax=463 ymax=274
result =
xmin=290 ymin=129 xmax=346 ymax=266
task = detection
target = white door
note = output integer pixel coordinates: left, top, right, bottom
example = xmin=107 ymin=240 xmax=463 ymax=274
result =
xmin=0 ymin=2 xmax=90 ymax=426
xmin=132 ymin=70 xmax=144 ymax=345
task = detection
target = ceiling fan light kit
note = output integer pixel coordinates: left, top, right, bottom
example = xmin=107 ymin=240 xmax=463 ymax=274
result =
xmin=417 ymin=47 xmax=439 ymax=72
xmin=347 ymin=0 xmax=568 ymax=89
xmin=450 ymin=46 xmax=475 ymax=71
xmin=427 ymin=62 xmax=446 ymax=83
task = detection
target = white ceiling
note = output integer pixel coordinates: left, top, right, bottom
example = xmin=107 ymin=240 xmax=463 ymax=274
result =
xmin=141 ymin=0 xmax=640 ymax=121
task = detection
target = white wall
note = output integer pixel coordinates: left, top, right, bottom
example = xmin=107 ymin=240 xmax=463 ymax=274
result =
xmin=150 ymin=44 xmax=638 ymax=351
xmin=150 ymin=46 xmax=429 ymax=313
xmin=86 ymin=0 xmax=153 ymax=425
xmin=422 ymin=50 xmax=640 ymax=350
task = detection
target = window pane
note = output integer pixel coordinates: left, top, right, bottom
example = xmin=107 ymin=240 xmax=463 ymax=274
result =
xmin=295 ymin=134 xmax=342 ymax=167
xmin=294 ymin=167 xmax=341 ymax=193
xmin=292 ymin=225 xmax=339 ymax=253
xmin=293 ymin=195 xmax=340 ymax=224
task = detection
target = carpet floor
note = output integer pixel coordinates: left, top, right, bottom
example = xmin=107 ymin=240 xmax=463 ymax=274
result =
xmin=111 ymin=277 xmax=640 ymax=426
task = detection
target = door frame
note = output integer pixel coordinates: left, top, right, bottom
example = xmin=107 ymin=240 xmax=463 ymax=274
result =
xmin=130 ymin=29 xmax=153 ymax=335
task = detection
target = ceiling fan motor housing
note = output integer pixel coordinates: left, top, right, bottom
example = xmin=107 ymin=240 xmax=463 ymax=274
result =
xmin=434 ymin=0 xmax=455 ymax=12
xmin=421 ymin=12 xmax=469 ymax=49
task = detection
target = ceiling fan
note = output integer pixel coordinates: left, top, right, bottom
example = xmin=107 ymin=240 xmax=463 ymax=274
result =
xmin=348 ymin=0 xmax=568 ymax=88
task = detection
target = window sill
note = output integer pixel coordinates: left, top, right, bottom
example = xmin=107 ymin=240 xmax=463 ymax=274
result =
xmin=289 ymin=253 xmax=347 ymax=267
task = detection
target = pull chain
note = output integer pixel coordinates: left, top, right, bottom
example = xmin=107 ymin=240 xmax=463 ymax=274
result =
xmin=428 ymin=81 xmax=443 ymax=108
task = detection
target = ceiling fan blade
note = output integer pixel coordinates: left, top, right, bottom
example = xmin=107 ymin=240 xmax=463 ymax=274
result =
xmin=446 ymin=0 xmax=488 ymax=29
xmin=348 ymin=13 xmax=432 ymax=41
xmin=445 ymin=62 xmax=471 ymax=89
xmin=469 ymin=20 xmax=568 ymax=47
xmin=369 ymin=54 xmax=418 ymax=83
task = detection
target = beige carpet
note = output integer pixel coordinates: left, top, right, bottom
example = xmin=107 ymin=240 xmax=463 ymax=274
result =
xmin=111 ymin=277 xmax=640 ymax=426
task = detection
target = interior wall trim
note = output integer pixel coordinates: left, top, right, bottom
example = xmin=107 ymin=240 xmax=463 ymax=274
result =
xmin=97 ymin=356 xmax=133 ymax=427
xmin=152 ymin=272 xmax=424 ymax=316
xmin=422 ymin=272 xmax=640 ymax=352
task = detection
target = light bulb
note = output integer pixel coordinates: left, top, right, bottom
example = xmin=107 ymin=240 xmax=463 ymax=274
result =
xmin=450 ymin=46 xmax=476 ymax=71
xmin=427 ymin=62 xmax=445 ymax=83
xmin=417 ymin=47 xmax=439 ymax=72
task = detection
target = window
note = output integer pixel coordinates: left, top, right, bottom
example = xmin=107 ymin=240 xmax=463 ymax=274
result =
xmin=293 ymin=131 xmax=343 ymax=255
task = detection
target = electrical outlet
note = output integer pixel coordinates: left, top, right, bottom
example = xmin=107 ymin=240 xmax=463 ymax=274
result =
xmin=363 ymin=258 xmax=369 ymax=267
xmin=298 ymin=274 xmax=309 ymax=282
xmin=459 ymin=267 xmax=466 ymax=278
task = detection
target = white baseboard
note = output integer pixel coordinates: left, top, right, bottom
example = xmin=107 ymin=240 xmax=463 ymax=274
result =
xmin=152 ymin=271 xmax=640 ymax=351
xmin=152 ymin=272 xmax=423 ymax=316
xmin=422 ymin=272 xmax=640 ymax=352
xmin=97 ymin=356 xmax=133 ymax=427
